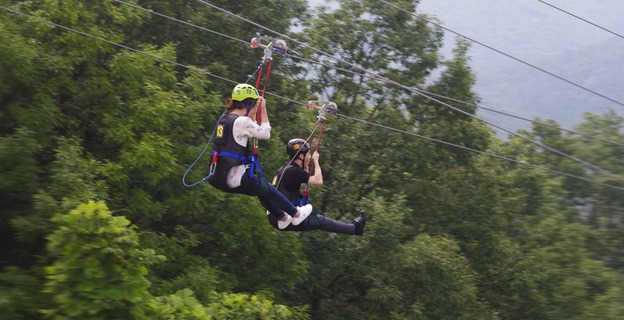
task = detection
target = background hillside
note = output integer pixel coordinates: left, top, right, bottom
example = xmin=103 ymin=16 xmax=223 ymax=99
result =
xmin=417 ymin=0 xmax=624 ymax=132
xmin=479 ymin=37 xmax=624 ymax=131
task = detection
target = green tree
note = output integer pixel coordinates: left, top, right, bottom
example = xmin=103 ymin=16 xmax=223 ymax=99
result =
xmin=42 ymin=201 xmax=310 ymax=319
xmin=529 ymin=212 xmax=624 ymax=320
xmin=486 ymin=113 xmax=624 ymax=319
xmin=43 ymin=201 xmax=163 ymax=319
xmin=1 ymin=0 xmax=312 ymax=316
xmin=0 ymin=266 xmax=46 ymax=320
xmin=2 ymin=0 xmax=623 ymax=319
xmin=569 ymin=110 xmax=624 ymax=269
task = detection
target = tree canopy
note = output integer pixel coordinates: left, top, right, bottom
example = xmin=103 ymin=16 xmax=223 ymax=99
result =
xmin=1 ymin=0 xmax=623 ymax=319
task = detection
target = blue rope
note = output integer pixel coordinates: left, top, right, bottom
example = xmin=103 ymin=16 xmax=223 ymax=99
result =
xmin=182 ymin=111 xmax=226 ymax=188
xmin=245 ymin=61 xmax=264 ymax=84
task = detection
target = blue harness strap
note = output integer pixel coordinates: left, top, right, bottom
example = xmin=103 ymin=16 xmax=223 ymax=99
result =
xmin=291 ymin=195 xmax=311 ymax=207
xmin=249 ymin=153 xmax=263 ymax=176
xmin=213 ymin=150 xmax=263 ymax=177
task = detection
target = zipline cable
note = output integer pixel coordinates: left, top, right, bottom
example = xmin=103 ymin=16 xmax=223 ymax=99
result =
xmin=196 ymin=1 xmax=624 ymax=181
xmin=335 ymin=113 xmax=624 ymax=191
xmin=114 ymin=0 xmax=624 ymax=149
xmin=377 ymin=0 xmax=624 ymax=109
xmin=413 ymin=86 xmax=624 ymax=181
xmin=254 ymin=101 xmax=624 ymax=193
xmin=286 ymin=53 xmax=624 ymax=148
xmin=0 ymin=7 xmax=234 ymax=86
xmin=3 ymin=5 xmax=623 ymax=192
xmin=537 ymin=0 xmax=624 ymax=41
xmin=0 ymin=5 xmax=238 ymax=188
xmin=195 ymin=0 xmax=378 ymax=75
xmin=408 ymin=89 xmax=624 ymax=148
xmin=112 ymin=0 xmax=248 ymax=46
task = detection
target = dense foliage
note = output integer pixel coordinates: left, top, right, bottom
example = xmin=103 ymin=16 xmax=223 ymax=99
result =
xmin=1 ymin=0 xmax=623 ymax=319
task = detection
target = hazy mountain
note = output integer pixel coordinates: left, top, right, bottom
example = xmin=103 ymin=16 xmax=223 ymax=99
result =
xmin=417 ymin=0 xmax=624 ymax=131
xmin=477 ymin=36 xmax=624 ymax=132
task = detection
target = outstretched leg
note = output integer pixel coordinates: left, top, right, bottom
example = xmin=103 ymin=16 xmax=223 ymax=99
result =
xmin=316 ymin=214 xmax=355 ymax=234
xmin=317 ymin=210 xmax=367 ymax=235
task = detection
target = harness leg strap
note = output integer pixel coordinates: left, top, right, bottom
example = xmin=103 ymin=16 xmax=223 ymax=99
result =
xmin=256 ymin=174 xmax=271 ymax=197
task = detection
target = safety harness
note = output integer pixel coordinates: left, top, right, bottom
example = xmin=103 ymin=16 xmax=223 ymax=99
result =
xmin=208 ymin=38 xmax=287 ymax=178
xmin=182 ymin=37 xmax=288 ymax=187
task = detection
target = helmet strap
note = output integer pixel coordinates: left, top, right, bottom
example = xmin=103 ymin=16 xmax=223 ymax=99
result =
xmin=241 ymin=99 xmax=257 ymax=116
xmin=295 ymin=152 xmax=307 ymax=168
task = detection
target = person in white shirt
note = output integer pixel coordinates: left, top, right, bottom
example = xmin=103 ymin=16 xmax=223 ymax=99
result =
xmin=207 ymin=84 xmax=311 ymax=229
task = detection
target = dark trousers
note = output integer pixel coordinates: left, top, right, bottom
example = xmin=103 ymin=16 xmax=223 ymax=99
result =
xmin=212 ymin=171 xmax=297 ymax=220
xmin=316 ymin=214 xmax=356 ymax=234
xmin=267 ymin=212 xmax=355 ymax=235
xmin=251 ymin=174 xmax=297 ymax=220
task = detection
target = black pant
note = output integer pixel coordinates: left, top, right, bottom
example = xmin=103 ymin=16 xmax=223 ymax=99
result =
xmin=267 ymin=212 xmax=355 ymax=235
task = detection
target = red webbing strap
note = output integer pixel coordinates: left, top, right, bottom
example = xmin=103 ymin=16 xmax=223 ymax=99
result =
xmin=253 ymin=59 xmax=274 ymax=157
xmin=254 ymin=59 xmax=273 ymax=125
xmin=250 ymin=65 xmax=262 ymax=156
xmin=254 ymin=65 xmax=263 ymax=94
xmin=315 ymin=121 xmax=325 ymax=152
xmin=261 ymin=59 xmax=273 ymax=98
xmin=304 ymin=120 xmax=326 ymax=196
xmin=254 ymin=64 xmax=263 ymax=123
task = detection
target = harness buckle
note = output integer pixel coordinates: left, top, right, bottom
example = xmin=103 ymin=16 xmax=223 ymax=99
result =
xmin=209 ymin=151 xmax=218 ymax=176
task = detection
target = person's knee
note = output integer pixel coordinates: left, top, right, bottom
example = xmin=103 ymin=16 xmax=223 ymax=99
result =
xmin=256 ymin=175 xmax=272 ymax=197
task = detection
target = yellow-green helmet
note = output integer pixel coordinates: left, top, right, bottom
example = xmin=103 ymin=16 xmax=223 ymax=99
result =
xmin=232 ymin=84 xmax=259 ymax=101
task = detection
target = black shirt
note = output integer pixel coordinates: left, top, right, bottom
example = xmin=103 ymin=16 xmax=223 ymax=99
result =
xmin=275 ymin=163 xmax=310 ymax=202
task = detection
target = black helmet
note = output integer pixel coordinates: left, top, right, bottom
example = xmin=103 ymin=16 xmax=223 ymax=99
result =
xmin=286 ymin=138 xmax=310 ymax=159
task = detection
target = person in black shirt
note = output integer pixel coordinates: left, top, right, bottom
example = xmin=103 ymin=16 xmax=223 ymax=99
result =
xmin=268 ymin=138 xmax=367 ymax=235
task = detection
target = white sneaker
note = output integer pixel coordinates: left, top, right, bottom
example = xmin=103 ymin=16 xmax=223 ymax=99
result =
xmin=278 ymin=214 xmax=292 ymax=230
xmin=292 ymin=204 xmax=313 ymax=226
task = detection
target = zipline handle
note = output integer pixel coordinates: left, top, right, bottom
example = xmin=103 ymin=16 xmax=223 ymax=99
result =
xmin=308 ymin=100 xmax=338 ymax=122
xmin=250 ymin=36 xmax=289 ymax=62
xmin=249 ymin=37 xmax=286 ymax=171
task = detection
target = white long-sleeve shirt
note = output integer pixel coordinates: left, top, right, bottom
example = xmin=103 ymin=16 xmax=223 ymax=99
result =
xmin=227 ymin=116 xmax=271 ymax=188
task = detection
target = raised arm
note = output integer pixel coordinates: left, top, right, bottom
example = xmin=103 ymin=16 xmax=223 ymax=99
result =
xmin=236 ymin=97 xmax=271 ymax=141
xmin=258 ymin=96 xmax=269 ymax=124
xmin=307 ymin=151 xmax=323 ymax=186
